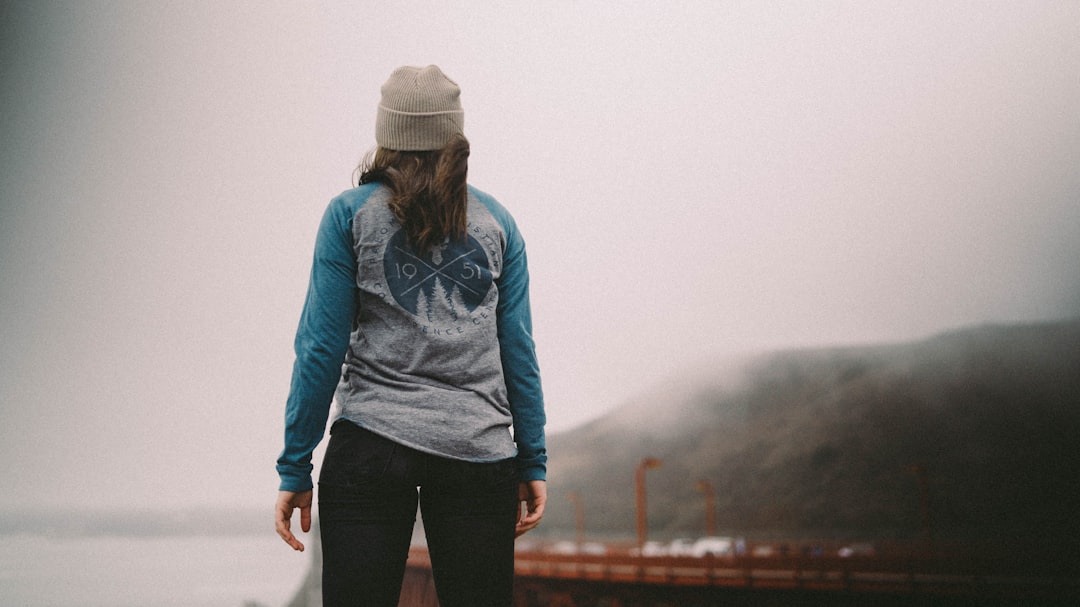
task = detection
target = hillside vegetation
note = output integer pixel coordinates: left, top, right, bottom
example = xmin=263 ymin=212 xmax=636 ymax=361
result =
xmin=543 ymin=319 xmax=1080 ymax=544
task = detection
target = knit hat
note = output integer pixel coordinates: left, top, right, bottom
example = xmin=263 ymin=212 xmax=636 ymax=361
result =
xmin=376 ymin=65 xmax=464 ymax=151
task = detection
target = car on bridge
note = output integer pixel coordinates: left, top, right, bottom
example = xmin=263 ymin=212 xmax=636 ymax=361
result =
xmin=689 ymin=536 xmax=735 ymax=557
xmin=837 ymin=542 xmax=876 ymax=558
xmin=668 ymin=538 xmax=695 ymax=556
xmin=629 ymin=540 xmax=667 ymax=557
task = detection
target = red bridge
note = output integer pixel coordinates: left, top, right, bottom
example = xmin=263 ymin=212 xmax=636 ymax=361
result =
xmin=393 ymin=544 xmax=1078 ymax=607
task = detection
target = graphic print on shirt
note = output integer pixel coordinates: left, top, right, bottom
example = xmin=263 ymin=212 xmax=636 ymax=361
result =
xmin=383 ymin=228 xmax=493 ymax=322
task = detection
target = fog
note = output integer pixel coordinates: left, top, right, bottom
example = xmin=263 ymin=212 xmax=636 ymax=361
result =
xmin=2 ymin=2 xmax=1078 ymax=512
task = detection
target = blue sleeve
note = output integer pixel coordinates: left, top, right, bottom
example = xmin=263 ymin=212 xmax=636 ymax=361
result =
xmin=475 ymin=188 xmax=548 ymax=481
xmin=276 ymin=199 xmax=358 ymax=492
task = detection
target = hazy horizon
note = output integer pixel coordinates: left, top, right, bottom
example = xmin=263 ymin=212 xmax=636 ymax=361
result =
xmin=3 ymin=2 xmax=1078 ymax=513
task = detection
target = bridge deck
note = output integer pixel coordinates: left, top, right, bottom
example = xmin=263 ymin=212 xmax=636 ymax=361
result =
xmin=399 ymin=546 xmax=1079 ymax=606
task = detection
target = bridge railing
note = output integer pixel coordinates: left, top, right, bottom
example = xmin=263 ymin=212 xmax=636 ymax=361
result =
xmin=508 ymin=547 xmax=1078 ymax=600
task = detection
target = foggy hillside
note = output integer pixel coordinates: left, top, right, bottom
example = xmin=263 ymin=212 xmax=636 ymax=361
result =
xmin=543 ymin=319 xmax=1080 ymax=543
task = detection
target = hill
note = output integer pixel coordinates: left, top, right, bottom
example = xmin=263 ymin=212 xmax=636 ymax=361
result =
xmin=543 ymin=319 xmax=1080 ymax=544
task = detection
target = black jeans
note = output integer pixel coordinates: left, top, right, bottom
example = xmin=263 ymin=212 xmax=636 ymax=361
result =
xmin=318 ymin=420 xmax=519 ymax=607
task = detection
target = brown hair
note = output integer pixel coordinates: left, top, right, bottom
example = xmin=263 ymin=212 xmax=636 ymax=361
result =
xmin=356 ymin=133 xmax=470 ymax=253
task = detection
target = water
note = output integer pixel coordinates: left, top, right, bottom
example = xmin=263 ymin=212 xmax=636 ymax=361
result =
xmin=0 ymin=533 xmax=309 ymax=607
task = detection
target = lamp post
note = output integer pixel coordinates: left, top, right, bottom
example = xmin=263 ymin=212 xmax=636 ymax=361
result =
xmin=566 ymin=491 xmax=585 ymax=547
xmin=695 ymin=480 xmax=716 ymax=537
xmin=635 ymin=457 xmax=663 ymax=549
xmin=909 ymin=463 xmax=932 ymax=548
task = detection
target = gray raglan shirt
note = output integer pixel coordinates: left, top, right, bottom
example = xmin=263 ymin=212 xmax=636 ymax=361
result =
xmin=277 ymin=183 xmax=546 ymax=492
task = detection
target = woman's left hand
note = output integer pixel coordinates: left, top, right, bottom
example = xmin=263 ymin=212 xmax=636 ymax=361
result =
xmin=515 ymin=480 xmax=546 ymax=538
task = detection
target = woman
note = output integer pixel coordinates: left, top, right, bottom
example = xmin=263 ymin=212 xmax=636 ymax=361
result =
xmin=274 ymin=65 xmax=547 ymax=607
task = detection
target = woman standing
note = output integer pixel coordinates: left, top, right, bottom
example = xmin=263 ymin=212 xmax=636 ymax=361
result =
xmin=274 ymin=65 xmax=546 ymax=607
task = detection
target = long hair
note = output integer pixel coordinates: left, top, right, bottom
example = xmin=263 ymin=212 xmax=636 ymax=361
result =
xmin=355 ymin=133 xmax=470 ymax=253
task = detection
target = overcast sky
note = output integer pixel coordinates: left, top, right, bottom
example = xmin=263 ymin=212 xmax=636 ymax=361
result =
xmin=2 ymin=1 xmax=1078 ymax=512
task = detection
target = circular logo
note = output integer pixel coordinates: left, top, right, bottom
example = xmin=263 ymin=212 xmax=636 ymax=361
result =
xmin=383 ymin=230 xmax=493 ymax=317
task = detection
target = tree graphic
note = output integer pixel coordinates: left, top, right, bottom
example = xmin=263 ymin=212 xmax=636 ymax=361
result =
xmin=414 ymin=287 xmax=432 ymax=323
xmin=448 ymin=286 xmax=471 ymax=322
xmin=429 ymin=278 xmax=452 ymax=318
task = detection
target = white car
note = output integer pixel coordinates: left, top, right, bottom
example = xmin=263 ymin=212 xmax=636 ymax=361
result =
xmin=630 ymin=540 xmax=667 ymax=557
xmin=838 ymin=543 xmax=875 ymax=558
xmin=550 ymin=540 xmax=579 ymax=554
xmin=580 ymin=542 xmax=608 ymax=555
xmin=668 ymin=538 xmax=695 ymax=556
xmin=750 ymin=544 xmax=776 ymax=557
xmin=690 ymin=536 xmax=734 ymax=557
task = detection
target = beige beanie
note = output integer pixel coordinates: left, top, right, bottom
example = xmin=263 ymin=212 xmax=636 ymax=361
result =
xmin=375 ymin=65 xmax=464 ymax=151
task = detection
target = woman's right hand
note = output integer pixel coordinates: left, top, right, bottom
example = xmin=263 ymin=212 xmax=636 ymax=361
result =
xmin=275 ymin=489 xmax=313 ymax=551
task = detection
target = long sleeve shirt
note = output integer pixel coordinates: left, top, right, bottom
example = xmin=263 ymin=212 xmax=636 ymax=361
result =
xmin=276 ymin=183 xmax=546 ymax=492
